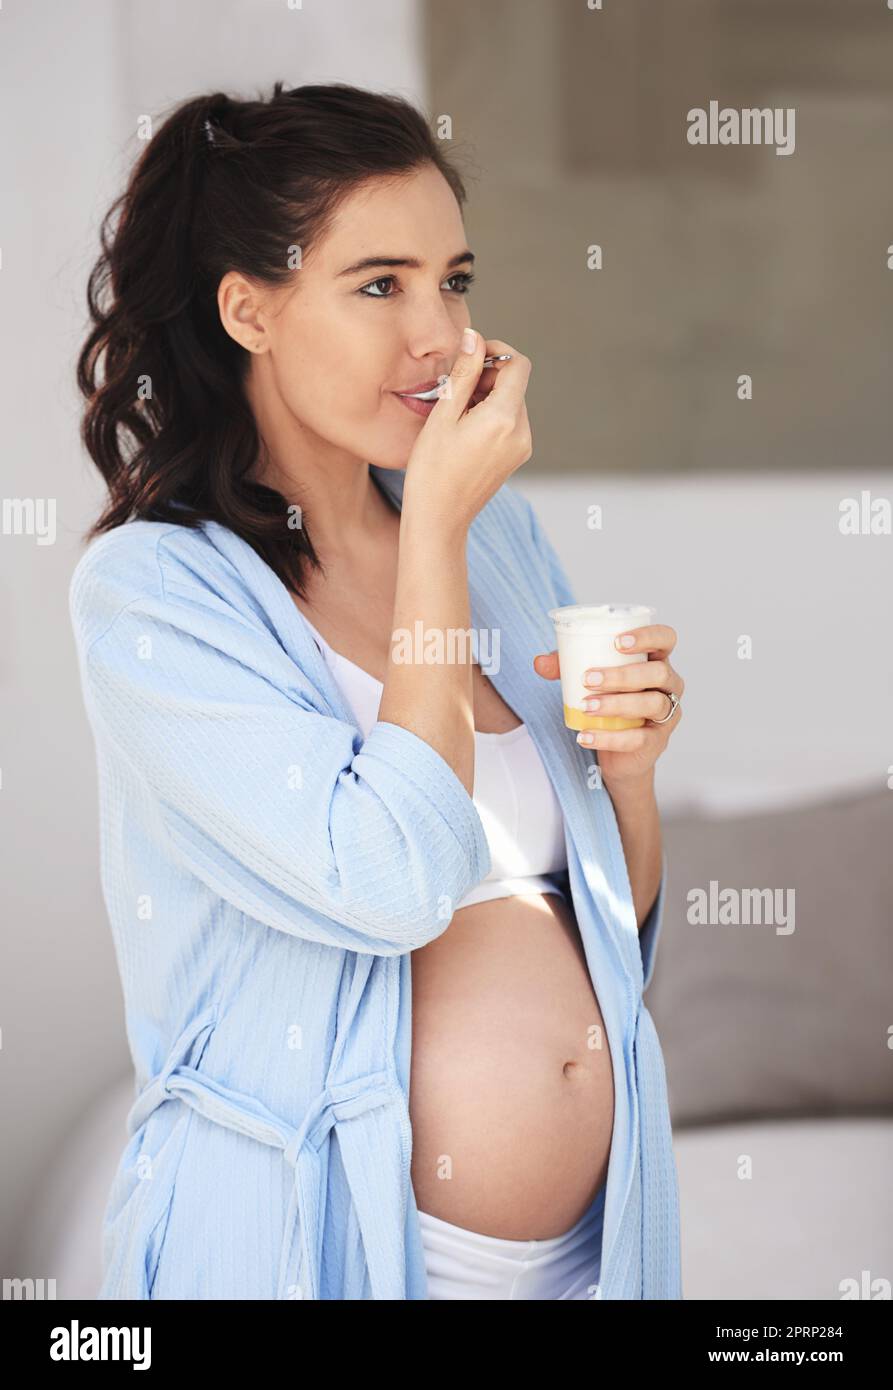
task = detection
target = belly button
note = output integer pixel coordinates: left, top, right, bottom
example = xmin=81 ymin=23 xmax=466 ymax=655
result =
xmin=562 ymin=1060 xmax=579 ymax=1078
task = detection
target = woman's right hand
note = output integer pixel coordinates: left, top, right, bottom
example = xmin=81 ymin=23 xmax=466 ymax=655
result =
xmin=402 ymin=330 xmax=533 ymax=534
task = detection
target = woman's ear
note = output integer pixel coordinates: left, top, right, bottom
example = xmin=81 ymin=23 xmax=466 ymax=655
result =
xmin=217 ymin=269 xmax=269 ymax=354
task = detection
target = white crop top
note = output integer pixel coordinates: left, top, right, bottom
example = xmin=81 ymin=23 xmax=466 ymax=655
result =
xmin=299 ymin=616 xmax=569 ymax=910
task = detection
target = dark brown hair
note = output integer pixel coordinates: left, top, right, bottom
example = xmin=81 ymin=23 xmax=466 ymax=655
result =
xmin=76 ymin=82 xmax=469 ymax=597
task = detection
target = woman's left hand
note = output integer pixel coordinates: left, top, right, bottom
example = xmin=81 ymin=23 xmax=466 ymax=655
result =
xmin=532 ymin=623 xmax=684 ymax=786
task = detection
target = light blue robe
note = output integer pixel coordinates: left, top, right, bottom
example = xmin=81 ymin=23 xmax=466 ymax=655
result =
xmin=69 ymin=464 xmax=681 ymax=1299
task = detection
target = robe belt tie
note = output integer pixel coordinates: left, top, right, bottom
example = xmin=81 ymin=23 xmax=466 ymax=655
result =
xmin=127 ymin=1009 xmax=410 ymax=1300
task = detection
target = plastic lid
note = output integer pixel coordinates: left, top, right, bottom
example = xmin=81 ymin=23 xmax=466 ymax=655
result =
xmin=548 ymin=603 xmax=655 ymax=634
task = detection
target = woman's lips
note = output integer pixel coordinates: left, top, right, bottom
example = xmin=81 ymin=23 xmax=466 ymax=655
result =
xmin=392 ymin=392 xmax=438 ymax=418
xmin=390 ymin=366 xmax=491 ymax=417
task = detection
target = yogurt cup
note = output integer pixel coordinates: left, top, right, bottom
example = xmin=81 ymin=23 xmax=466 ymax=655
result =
xmin=548 ymin=603 xmax=656 ymax=731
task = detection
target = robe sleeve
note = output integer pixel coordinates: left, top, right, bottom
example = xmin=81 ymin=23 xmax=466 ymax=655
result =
xmin=75 ymin=586 xmax=491 ymax=957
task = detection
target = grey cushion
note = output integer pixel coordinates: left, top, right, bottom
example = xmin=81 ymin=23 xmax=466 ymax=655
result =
xmin=647 ymin=784 xmax=893 ymax=1127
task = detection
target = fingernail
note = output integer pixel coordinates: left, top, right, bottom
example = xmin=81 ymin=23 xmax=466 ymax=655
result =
xmin=615 ymin=634 xmax=636 ymax=648
xmin=576 ymin=732 xmax=595 ymax=745
xmin=583 ymin=697 xmax=600 ymax=710
xmin=584 ymin=670 xmax=604 ymax=685
xmin=462 ymin=328 xmax=477 ymax=353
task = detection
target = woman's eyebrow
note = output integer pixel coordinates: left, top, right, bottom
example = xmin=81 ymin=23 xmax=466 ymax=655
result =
xmin=336 ymin=250 xmax=475 ymax=277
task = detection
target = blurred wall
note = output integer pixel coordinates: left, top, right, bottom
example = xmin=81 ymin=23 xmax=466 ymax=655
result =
xmin=1 ymin=0 xmax=127 ymax=1289
xmin=425 ymin=0 xmax=893 ymax=474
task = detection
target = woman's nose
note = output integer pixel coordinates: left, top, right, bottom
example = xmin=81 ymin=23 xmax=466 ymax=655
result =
xmin=402 ymin=296 xmax=468 ymax=365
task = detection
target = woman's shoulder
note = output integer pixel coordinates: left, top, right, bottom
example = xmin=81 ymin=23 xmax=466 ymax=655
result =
xmin=68 ymin=516 xmax=259 ymax=660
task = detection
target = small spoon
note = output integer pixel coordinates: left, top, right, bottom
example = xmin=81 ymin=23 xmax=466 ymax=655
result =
xmin=407 ymin=354 xmax=514 ymax=401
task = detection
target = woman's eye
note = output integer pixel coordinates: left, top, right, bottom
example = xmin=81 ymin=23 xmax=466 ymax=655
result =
xmin=357 ymin=271 xmax=476 ymax=299
xmin=358 ymin=276 xmax=396 ymax=298
xmin=444 ymin=271 xmax=476 ymax=294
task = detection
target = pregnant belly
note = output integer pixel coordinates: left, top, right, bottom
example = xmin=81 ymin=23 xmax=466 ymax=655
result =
xmin=408 ymin=891 xmax=615 ymax=1240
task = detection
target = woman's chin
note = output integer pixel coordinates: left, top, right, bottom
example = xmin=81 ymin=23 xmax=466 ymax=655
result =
xmin=368 ymin=447 xmax=412 ymax=472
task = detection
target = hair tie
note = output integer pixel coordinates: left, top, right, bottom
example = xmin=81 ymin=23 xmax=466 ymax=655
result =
xmin=202 ymin=117 xmax=217 ymax=146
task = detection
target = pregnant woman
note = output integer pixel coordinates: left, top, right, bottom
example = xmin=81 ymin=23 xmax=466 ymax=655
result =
xmin=71 ymin=82 xmax=684 ymax=1300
